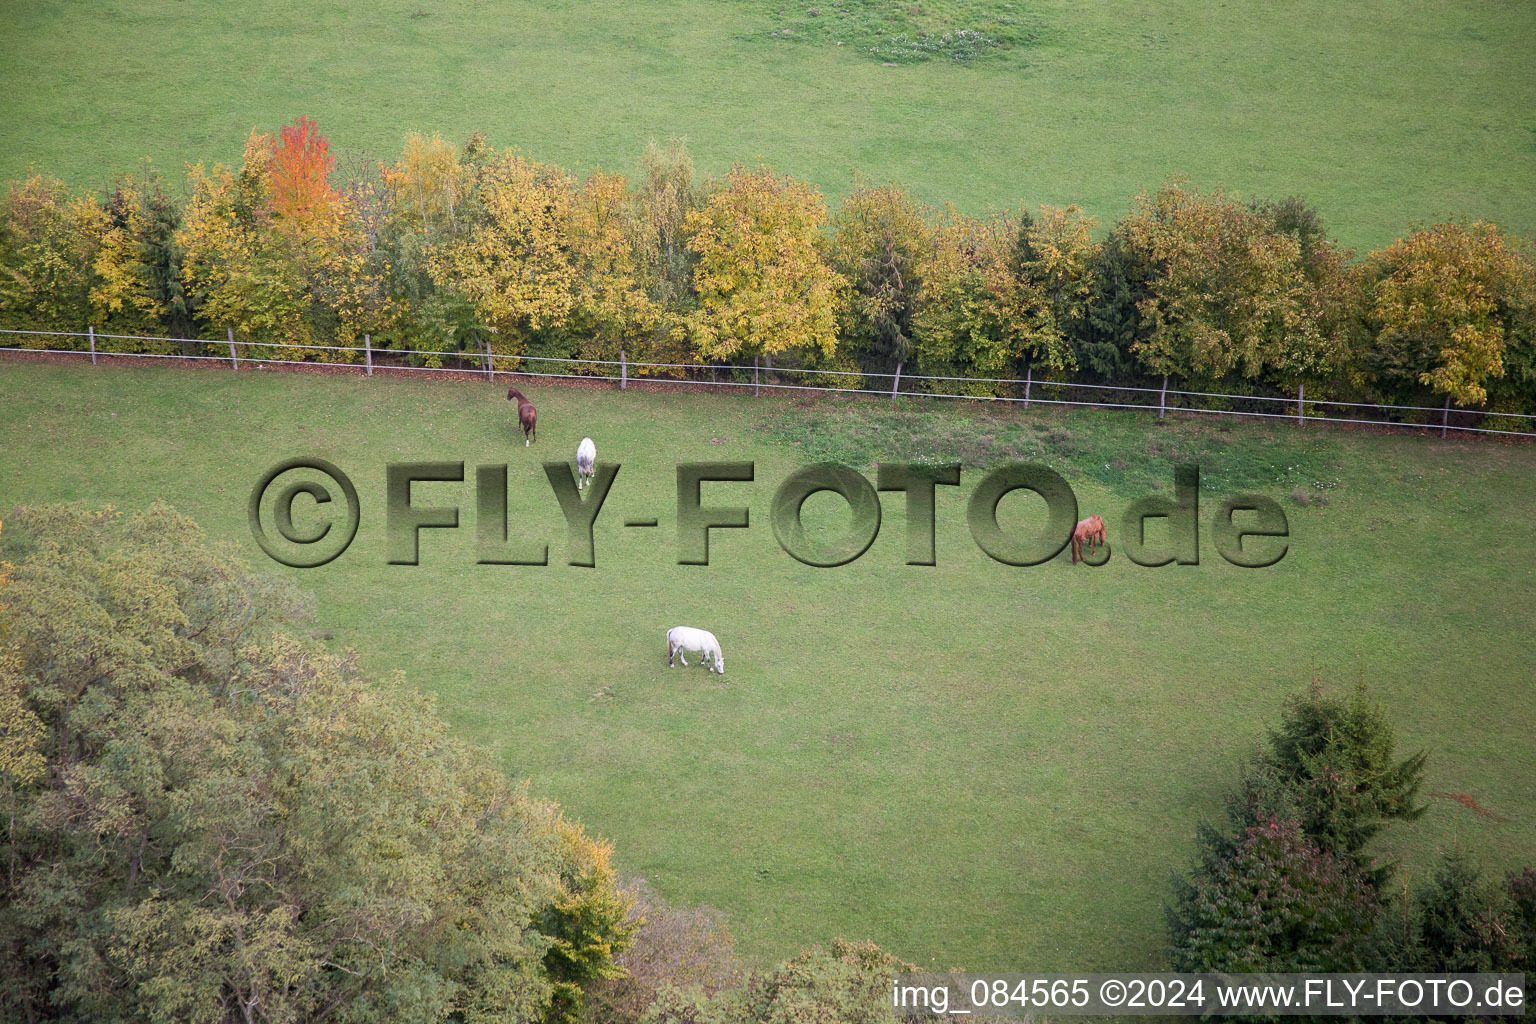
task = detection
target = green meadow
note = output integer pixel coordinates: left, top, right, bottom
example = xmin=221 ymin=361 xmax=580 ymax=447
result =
xmin=2 ymin=0 xmax=1534 ymax=250
xmin=1 ymin=360 xmax=1531 ymax=969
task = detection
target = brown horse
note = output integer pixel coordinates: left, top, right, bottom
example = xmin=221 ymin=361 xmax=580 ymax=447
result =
xmin=506 ymin=387 xmax=537 ymax=445
xmin=1070 ymin=514 xmax=1106 ymax=565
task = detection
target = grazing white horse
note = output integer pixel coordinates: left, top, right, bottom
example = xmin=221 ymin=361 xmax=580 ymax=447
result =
xmin=666 ymin=626 xmax=724 ymax=675
xmin=576 ymin=437 xmax=596 ymax=490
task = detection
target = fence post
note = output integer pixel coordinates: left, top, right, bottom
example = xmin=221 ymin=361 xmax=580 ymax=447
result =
xmin=227 ymin=327 xmax=239 ymax=370
xmin=89 ymin=325 xmax=97 ymax=366
xmin=1297 ymin=383 xmax=1304 ymax=426
xmin=365 ymin=333 xmax=373 ymax=376
xmin=891 ymin=360 xmax=903 ymax=399
xmin=620 ymin=349 xmax=627 ymax=390
xmin=753 ymin=356 xmax=760 ymax=397
xmin=483 ymin=338 xmax=494 ymax=381
xmin=1442 ymin=395 xmax=1451 ymax=438
xmin=1159 ymin=374 xmax=1167 ymax=420
xmin=1024 ymin=365 xmax=1032 ymax=410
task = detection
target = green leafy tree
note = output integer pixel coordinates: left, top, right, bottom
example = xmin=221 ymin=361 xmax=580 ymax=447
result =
xmin=1168 ymin=682 xmax=1428 ymax=975
xmin=0 ymin=503 xmax=632 ymax=1024
xmin=910 ymin=211 xmax=1025 ymax=396
xmin=830 ymin=184 xmax=934 ymax=382
xmin=368 ymin=131 xmax=494 ymax=364
xmin=630 ymin=138 xmax=706 ymax=313
xmin=1014 ymin=203 xmax=1101 ymax=376
xmin=178 ymin=132 xmax=323 ymax=358
xmin=538 ymin=814 xmax=638 ymax=1024
xmin=89 ymin=168 xmax=189 ymax=349
xmin=1073 ymin=228 xmax=1148 ymax=380
xmin=586 ymin=878 xmax=741 ymax=1024
xmin=1415 ymin=854 xmax=1526 ymax=971
xmin=1120 ymin=179 xmax=1349 ymax=390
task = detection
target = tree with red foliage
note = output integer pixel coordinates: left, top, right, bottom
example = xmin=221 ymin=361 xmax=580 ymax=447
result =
xmin=268 ymin=115 xmax=337 ymax=233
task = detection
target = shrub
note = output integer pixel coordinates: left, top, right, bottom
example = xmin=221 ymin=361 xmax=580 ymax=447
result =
xmin=739 ymin=939 xmax=924 ymax=1024
xmin=585 ymin=878 xmax=741 ymax=1024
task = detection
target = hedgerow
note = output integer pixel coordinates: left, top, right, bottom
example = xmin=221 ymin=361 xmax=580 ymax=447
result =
xmin=2 ymin=121 xmax=1533 ymax=417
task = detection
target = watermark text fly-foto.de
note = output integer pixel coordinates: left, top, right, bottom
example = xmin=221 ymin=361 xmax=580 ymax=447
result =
xmin=890 ymin=973 xmax=1526 ymax=1016
xmin=248 ymin=458 xmax=1291 ymax=570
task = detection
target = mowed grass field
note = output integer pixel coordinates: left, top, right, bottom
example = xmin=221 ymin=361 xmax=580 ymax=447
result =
xmin=2 ymin=0 xmax=1534 ymax=251
xmin=1 ymin=359 xmax=1533 ymax=970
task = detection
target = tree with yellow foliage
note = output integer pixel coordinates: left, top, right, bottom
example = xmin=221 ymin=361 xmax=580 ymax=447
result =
xmin=630 ymin=138 xmax=705 ymax=312
xmin=1360 ymin=221 xmax=1535 ymax=406
xmin=1017 ymin=204 xmax=1101 ymax=371
xmin=376 ymin=132 xmax=490 ymax=362
xmin=426 ymin=151 xmax=581 ymax=363
xmin=384 ymin=131 xmax=480 ymax=243
xmin=908 ymin=210 xmax=1016 ymax=395
xmin=89 ymin=170 xmax=188 ymax=350
xmin=180 ymin=122 xmax=396 ymax=361
xmin=178 ymin=132 xmax=321 ymax=358
xmin=904 ymin=203 xmax=1100 ymax=396
xmin=533 ymin=805 xmax=638 ymax=1024
xmin=0 ymin=176 xmax=105 ymax=340
xmin=565 ymin=170 xmax=657 ymax=368
xmin=686 ymin=166 xmax=845 ymax=364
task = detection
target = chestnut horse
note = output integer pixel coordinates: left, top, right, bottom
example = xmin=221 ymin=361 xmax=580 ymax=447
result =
xmin=1070 ymin=514 xmax=1106 ymax=564
xmin=506 ymin=387 xmax=537 ymax=445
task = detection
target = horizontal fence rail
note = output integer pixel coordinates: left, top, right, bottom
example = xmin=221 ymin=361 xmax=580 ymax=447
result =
xmin=3 ymin=327 xmax=1534 ymax=439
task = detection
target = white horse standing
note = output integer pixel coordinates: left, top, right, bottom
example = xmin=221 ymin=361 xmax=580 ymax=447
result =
xmin=666 ymin=626 xmax=724 ymax=675
xmin=576 ymin=437 xmax=596 ymax=490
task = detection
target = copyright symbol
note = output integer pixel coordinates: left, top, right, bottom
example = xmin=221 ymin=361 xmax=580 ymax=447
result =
xmin=1099 ymin=980 xmax=1126 ymax=1007
xmin=248 ymin=458 xmax=360 ymax=568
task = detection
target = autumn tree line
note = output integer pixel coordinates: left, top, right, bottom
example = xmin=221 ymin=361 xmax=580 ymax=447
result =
xmin=3 ymin=118 xmax=1535 ymax=416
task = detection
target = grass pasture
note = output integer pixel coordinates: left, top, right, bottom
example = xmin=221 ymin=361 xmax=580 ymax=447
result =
xmin=2 ymin=0 xmax=1534 ymax=250
xmin=1 ymin=359 xmax=1533 ymax=970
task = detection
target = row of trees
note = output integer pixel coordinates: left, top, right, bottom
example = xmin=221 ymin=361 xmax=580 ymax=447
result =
xmin=0 ymin=505 xmax=924 ymax=1024
xmin=2 ymin=120 xmax=1534 ymax=413
xmin=1168 ymin=681 xmax=1535 ymax=981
